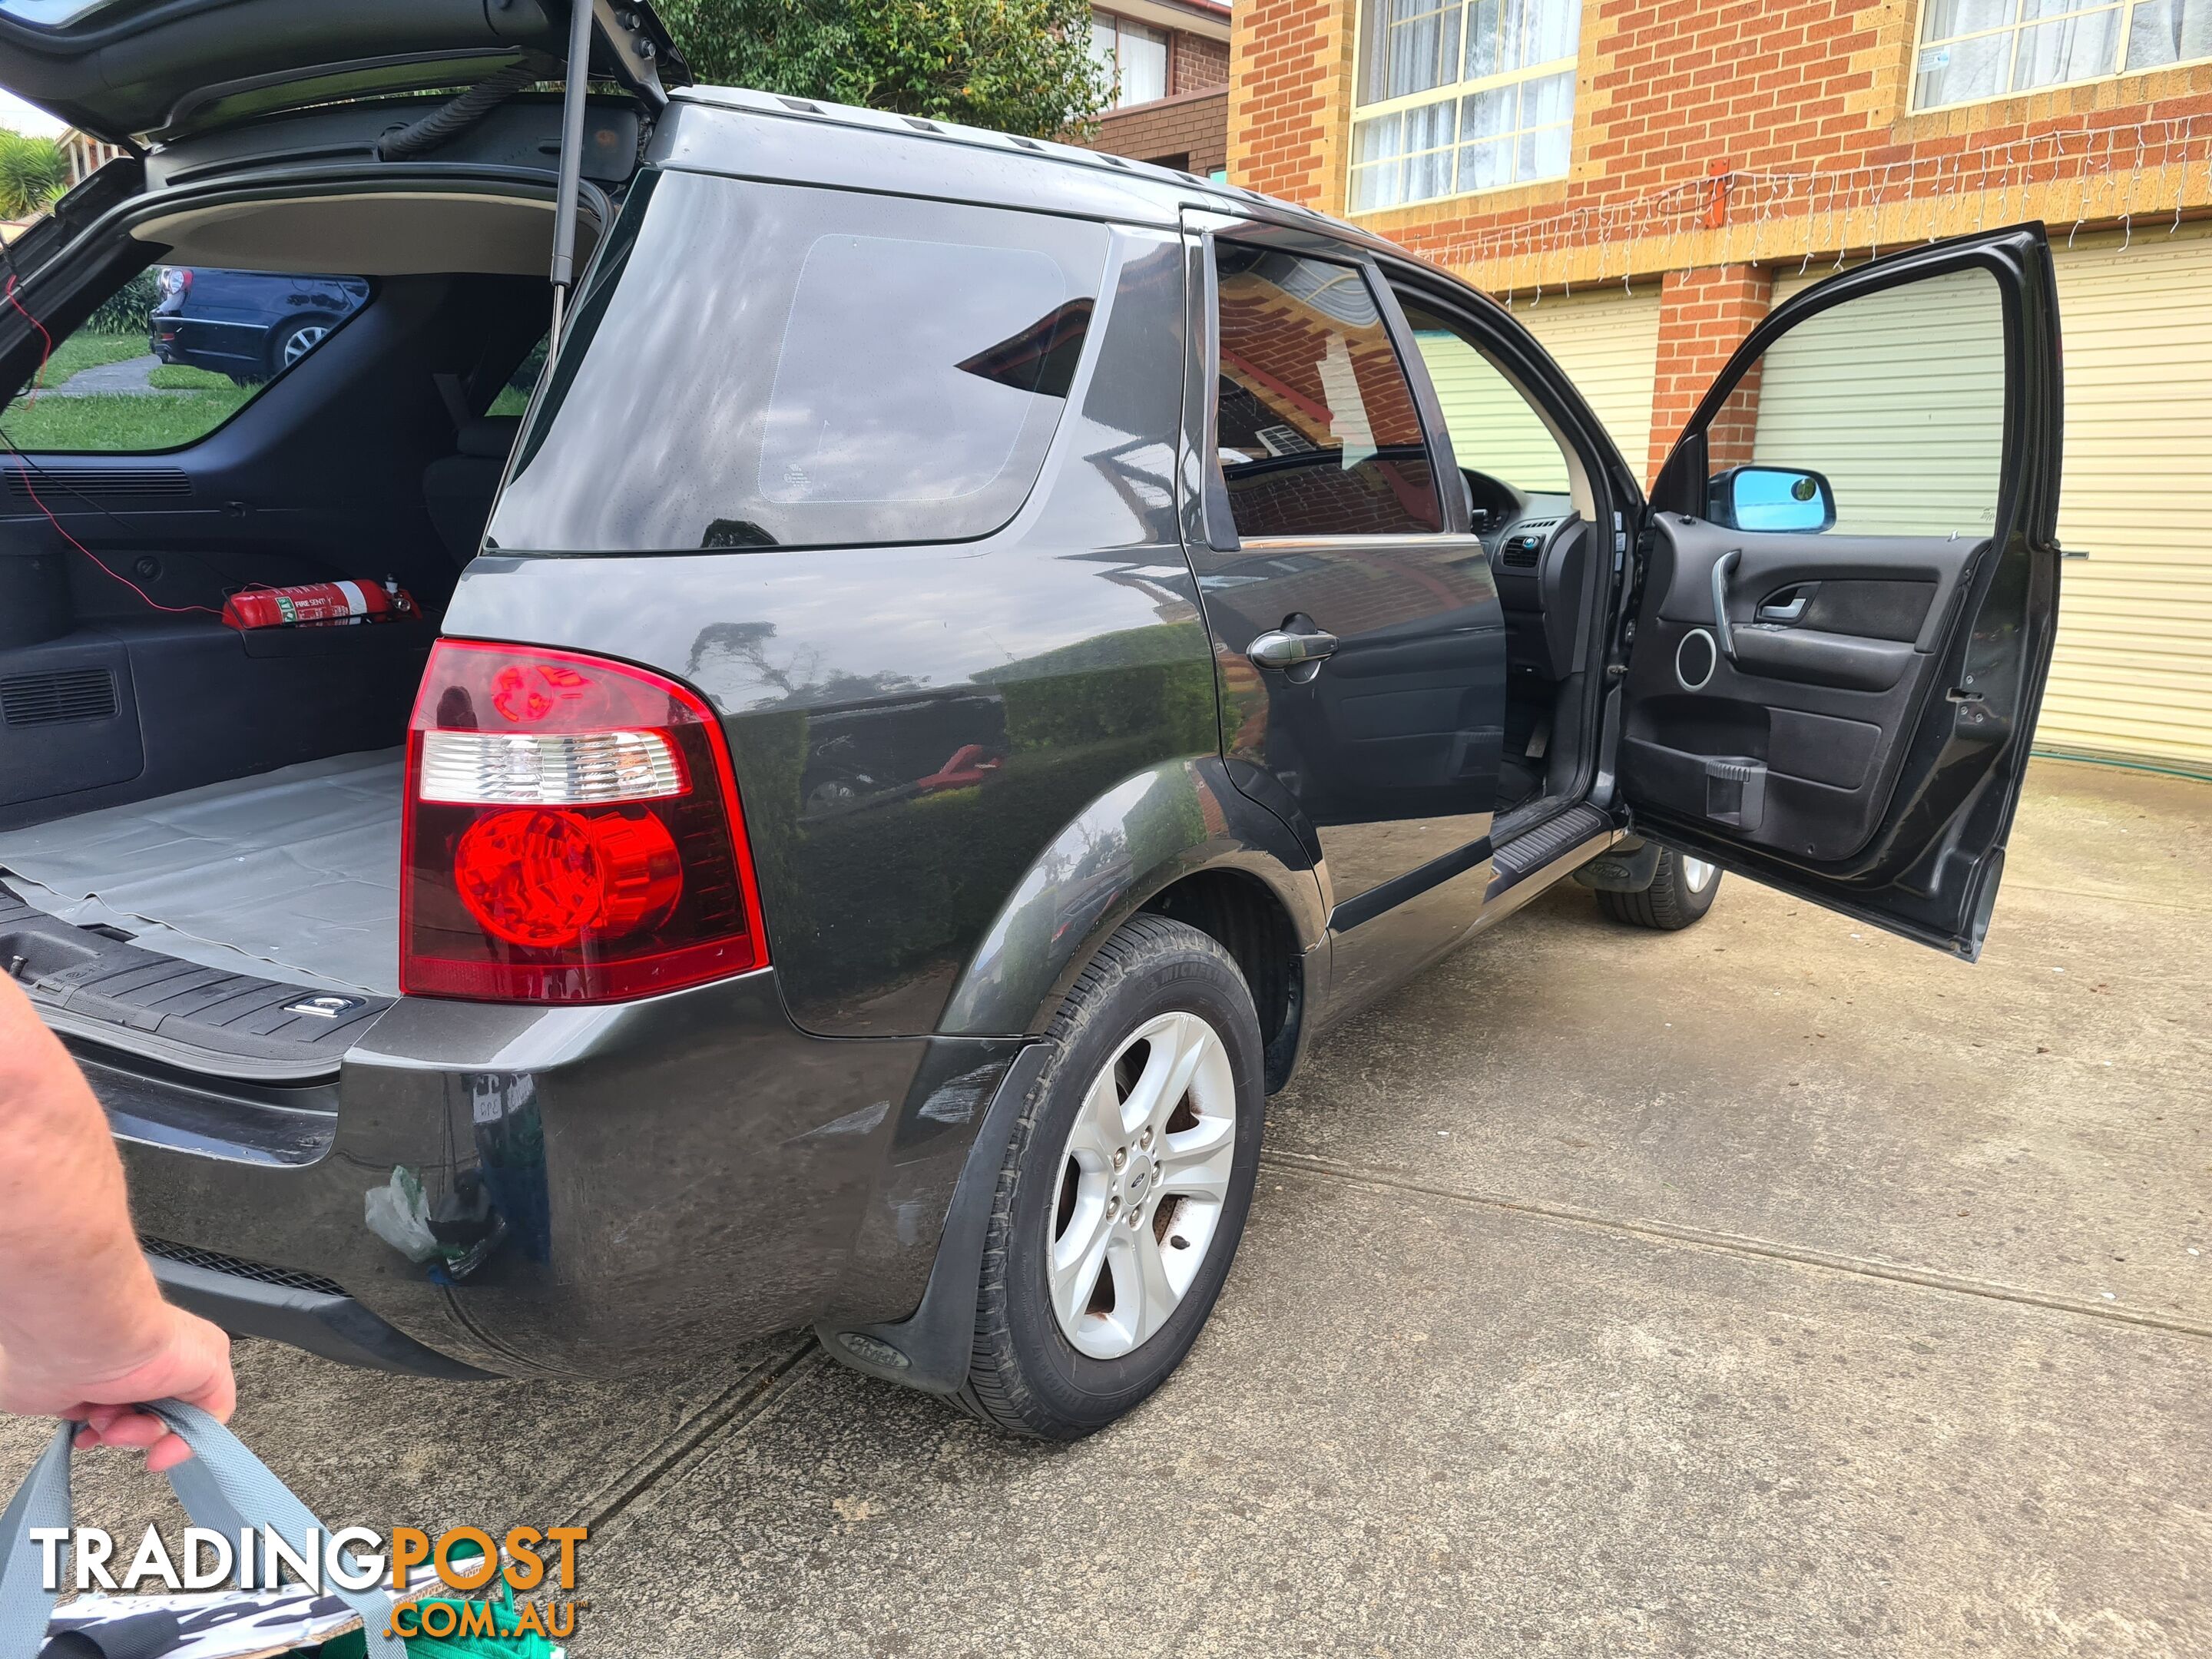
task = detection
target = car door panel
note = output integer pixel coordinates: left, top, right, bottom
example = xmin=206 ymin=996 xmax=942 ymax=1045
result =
xmin=1180 ymin=214 xmax=1506 ymax=923
xmin=1619 ymin=225 xmax=2063 ymax=956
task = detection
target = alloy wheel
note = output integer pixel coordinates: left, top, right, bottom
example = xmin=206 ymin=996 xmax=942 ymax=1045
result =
xmin=282 ymin=324 xmax=329 ymax=366
xmin=1048 ymin=1010 xmax=1237 ymax=1360
xmin=1682 ymin=856 xmax=1717 ymax=893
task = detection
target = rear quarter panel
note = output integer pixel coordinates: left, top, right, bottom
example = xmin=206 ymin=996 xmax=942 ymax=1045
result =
xmin=448 ymin=227 xmax=1280 ymax=1037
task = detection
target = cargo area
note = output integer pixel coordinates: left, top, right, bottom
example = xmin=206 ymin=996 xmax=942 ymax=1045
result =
xmin=0 ymin=747 xmax=402 ymax=995
xmin=0 ymin=173 xmax=594 ymax=1067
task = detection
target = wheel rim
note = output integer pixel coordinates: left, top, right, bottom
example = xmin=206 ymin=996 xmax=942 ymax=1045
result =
xmin=1682 ymin=856 xmax=1717 ymax=893
xmin=282 ymin=325 xmax=329 ymax=366
xmin=1048 ymin=1010 xmax=1237 ymax=1360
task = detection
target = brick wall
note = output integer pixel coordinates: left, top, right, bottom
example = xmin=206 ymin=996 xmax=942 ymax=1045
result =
xmin=1230 ymin=0 xmax=2212 ymax=290
xmin=1651 ymin=263 xmax=1770 ymax=477
xmin=1091 ymin=86 xmax=1231 ymax=174
xmin=1227 ymin=0 xmax=2212 ymax=477
xmin=1229 ymin=0 xmax=1357 ymax=217
xmin=1173 ymin=29 xmax=1231 ymax=94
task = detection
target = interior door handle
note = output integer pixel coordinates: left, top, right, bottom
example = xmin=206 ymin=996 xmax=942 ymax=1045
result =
xmin=1757 ymin=588 xmax=1810 ymax=624
xmin=1710 ymin=548 xmax=1740 ymax=663
xmin=1249 ymin=628 xmax=1339 ymax=680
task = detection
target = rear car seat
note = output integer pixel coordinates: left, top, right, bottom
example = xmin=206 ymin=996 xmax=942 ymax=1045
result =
xmin=422 ymin=416 xmax=522 ymax=564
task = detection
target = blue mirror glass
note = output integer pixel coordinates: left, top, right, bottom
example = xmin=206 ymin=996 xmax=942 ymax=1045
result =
xmin=1717 ymin=465 xmax=1834 ymax=532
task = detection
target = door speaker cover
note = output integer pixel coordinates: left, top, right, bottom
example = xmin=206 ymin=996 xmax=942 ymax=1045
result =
xmin=1676 ymin=628 xmax=1717 ymax=691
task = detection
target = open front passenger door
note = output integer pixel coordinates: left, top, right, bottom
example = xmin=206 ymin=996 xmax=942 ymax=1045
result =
xmin=1618 ymin=226 xmax=2063 ymax=959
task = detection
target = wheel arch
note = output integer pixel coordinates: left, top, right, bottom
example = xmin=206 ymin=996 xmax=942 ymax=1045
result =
xmin=935 ymin=755 xmax=1324 ymax=1090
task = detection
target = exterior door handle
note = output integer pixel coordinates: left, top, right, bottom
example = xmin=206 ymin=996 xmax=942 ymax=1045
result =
xmin=1249 ymin=629 xmax=1339 ymax=679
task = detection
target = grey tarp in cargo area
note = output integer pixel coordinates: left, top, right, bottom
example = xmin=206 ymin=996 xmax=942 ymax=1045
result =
xmin=0 ymin=749 xmax=403 ymax=995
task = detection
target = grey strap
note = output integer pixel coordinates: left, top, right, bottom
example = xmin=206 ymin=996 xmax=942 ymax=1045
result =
xmin=0 ymin=1423 xmax=74 ymax=1659
xmin=0 ymin=1404 xmax=404 ymax=1659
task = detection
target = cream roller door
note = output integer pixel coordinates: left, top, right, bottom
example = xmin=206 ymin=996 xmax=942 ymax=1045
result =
xmin=1416 ymin=284 xmax=1661 ymax=496
xmin=2040 ymin=227 xmax=2212 ymax=773
xmin=1501 ymin=283 xmax=1662 ymax=471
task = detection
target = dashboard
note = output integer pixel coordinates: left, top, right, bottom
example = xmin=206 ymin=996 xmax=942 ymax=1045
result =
xmin=1462 ymin=469 xmax=1591 ymax=683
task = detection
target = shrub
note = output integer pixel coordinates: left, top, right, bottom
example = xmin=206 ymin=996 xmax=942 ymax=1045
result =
xmin=0 ymin=131 xmax=66 ymax=220
xmin=87 ymin=269 xmax=161 ymax=336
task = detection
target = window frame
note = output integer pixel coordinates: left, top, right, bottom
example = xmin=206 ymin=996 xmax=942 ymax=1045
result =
xmin=1911 ymin=0 xmax=2212 ymax=113
xmin=1191 ymin=216 xmax=1465 ymax=551
xmin=1346 ymin=0 xmax=1585 ymax=216
xmin=1090 ymin=8 xmax=1171 ymax=109
xmin=0 ymin=263 xmax=374 ymax=457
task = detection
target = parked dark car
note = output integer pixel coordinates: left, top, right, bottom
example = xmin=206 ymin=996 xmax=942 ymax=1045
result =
xmin=148 ymin=266 xmax=369 ymax=384
xmin=0 ymin=1 xmax=2062 ymax=1439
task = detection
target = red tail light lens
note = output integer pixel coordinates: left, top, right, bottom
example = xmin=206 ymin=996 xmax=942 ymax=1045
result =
xmin=401 ymin=641 xmax=768 ymax=1002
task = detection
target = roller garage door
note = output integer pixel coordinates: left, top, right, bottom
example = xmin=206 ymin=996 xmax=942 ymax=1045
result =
xmin=1779 ymin=234 xmax=2212 ymax=773
xmin=1417 ymin=283 xmax=1661 ymax=492
xmin=2040 ymin=227 xmax=2212 ymax=773
xmin=1498 ymin=283 xmax=1662 ymax=471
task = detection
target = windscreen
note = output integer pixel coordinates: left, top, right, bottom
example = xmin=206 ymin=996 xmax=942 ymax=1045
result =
xmin=487 ymin=169 xmax=1112 ymax=553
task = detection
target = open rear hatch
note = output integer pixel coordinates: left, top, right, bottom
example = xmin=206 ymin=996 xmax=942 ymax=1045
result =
xmin=0 ymin=0 xmax=684 ymax=1082
xmin=0 ymin=0 xmax=686 ymax=144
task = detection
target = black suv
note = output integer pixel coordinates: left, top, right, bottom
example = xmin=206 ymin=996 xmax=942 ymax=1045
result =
xmin=0 ymin=3 xmax=2061 ymax=1437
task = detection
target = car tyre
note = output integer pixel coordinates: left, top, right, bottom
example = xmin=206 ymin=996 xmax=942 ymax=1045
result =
xmin=956 ymin=915 xmax=1264 ymax=1439
xmin=1595 ymin=846 xmax=1722 ymax=930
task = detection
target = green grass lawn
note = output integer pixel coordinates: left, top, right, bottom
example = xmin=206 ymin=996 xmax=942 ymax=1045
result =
xmin=0 ymin=389 xmax=252 ymax=452
xmin=147 ymin=363 xmax=239 ymax=390
xmin=15 ymin=329 xmax=147 ymax=394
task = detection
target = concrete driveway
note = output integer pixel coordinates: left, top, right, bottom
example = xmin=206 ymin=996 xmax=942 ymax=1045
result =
xmin=7 ymin=757 xmax=2207 ymax=1656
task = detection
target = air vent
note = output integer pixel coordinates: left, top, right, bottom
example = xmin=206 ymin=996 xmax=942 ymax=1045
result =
xmin=1499 ymin=537 xmax=1545 ymax=569
xmin=4 ymin=465 xmax=190 ymax=499
xmin=2 ymin=666 xmax=118 ymax=726
xmin=776 ymin=95 xmax=820 ymax=114
xmin=902 ymin=116 xmax=941 ymax=134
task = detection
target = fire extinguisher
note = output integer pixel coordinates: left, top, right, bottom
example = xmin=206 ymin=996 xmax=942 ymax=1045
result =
xmin=222 ymin=578 xmax=420 ymax=631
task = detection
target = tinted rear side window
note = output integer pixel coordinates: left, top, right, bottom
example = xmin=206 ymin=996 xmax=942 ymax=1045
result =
xmin=488 ymin=170 xmax=1111 ymax=552
xmin=1211 ymin=242 xmax=1441 ymax=540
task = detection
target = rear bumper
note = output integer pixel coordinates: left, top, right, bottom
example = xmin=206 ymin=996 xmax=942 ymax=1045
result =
xmin=86 ymin=969 xmax=1022 ymax=1379
xmin=148 ymin=1249 xmax=492 ymax=1379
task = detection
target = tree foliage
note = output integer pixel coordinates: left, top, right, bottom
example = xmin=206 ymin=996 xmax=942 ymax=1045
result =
xmin=656 ymin=0 xmax=1108 ymax=140
xmin=0 ymin=131 xmax=66 ymax=220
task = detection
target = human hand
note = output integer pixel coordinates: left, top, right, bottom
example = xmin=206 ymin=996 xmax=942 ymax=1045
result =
xmin=0 ymin=1301 xmax=235 ymax=1472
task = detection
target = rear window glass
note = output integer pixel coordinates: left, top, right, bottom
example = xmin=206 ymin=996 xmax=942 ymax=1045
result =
xmin=0 ymin=265 xmax=365 ymax=453
xmin=488 ymin=170 xmax=1111 ymax=554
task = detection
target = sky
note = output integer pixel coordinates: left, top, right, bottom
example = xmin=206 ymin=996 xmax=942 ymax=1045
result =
xmin=0 ymin=89 xmax=63 ymax=135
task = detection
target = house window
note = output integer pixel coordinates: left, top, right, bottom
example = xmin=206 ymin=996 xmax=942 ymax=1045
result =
xmin=1091 ymin=10 xmax=1170 ymax=108
xmin=1349 ymin=0 xmax=1582 ymax=213
xmin=1914 ymin=0 xmax=2212 ymax=109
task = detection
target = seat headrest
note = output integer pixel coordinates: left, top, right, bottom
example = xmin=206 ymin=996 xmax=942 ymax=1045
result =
xmin=455 ymin=416 xmax=522 ymax=459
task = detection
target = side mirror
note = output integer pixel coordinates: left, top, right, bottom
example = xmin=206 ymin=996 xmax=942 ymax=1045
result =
xmin=1708 ymin=465 xmax=1836 ymax=533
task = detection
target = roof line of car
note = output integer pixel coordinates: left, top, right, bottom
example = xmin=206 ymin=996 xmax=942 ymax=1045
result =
xmin=664 ymin=83 xmax=1395 ymax=255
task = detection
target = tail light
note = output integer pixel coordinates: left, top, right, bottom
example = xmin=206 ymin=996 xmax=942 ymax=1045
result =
xmin=158 ymin=267 xmax=190 ymax=298
xmin=400 ymin=641 xmax=769 ymax=1002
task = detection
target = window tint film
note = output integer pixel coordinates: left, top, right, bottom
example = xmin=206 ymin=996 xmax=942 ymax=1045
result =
xmin=1213 ymin=242 xmax=1442 ymax=538
xmin=1717 ymin=267 xmax=2005 ymax=538
xmin=1 ymin=265 xmax=365 ymax=453
xmin=490 ymin=171 xmax=1109 ymax=553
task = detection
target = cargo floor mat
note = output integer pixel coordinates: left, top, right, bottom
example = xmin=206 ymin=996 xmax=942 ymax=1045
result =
xmin=0 ymin=748 xmax=404 ymax=995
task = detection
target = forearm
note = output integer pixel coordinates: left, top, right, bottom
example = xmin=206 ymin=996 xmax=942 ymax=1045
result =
xmin=0 ymin=975 xmax=168 ymax=1376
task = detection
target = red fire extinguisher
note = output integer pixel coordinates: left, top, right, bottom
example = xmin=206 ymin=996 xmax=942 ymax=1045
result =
xmin=222 ymin=578 xmax=420 ymax=631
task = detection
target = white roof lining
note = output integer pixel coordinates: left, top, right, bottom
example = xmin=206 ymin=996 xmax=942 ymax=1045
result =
xmin=127 ymin=190 xmax=595 ymax=278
